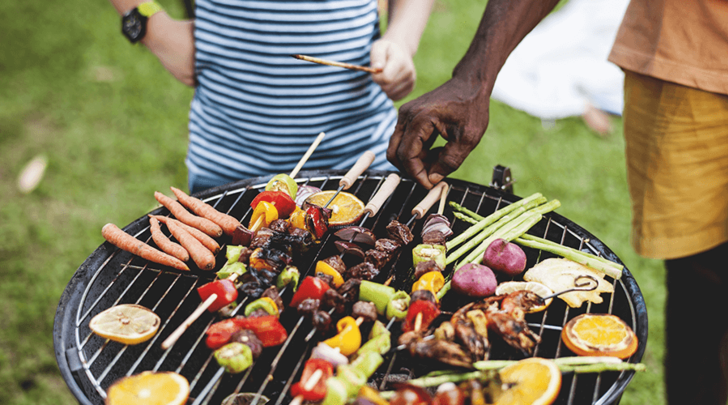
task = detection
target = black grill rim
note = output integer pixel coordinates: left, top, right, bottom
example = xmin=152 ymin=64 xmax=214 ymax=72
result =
xmin=53 ymin=169 xmax=648 ymax=405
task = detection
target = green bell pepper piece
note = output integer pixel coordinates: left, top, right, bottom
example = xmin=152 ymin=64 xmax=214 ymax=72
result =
xmin=357 ymin=333 xmax=391 ymax=357
xmin=217 ymin=261 xmax=247 ymax=280
xmin=335 ymin=364 xmax=367 ymax=397
xmin=412 ymin=244 xmax=446 ymax=270
xmin=321 ymin=377 xmax=348 ymax=405
xmin=276 ymin=266 xmax=300 ymax=291
xmin=244 ymin=297 xmax=278 ymax=317
xmin=351 ymin=350 xmax=384 ymax=377
xmin=214 ymin=342 xmax=253 ymax=374
xmin=359 ymin=280 xmax=396 ymax=315
xmin=226 ymin=245 xmax=244 ymax=264
xmin=385 ymin=291 xmax=410 ymax=320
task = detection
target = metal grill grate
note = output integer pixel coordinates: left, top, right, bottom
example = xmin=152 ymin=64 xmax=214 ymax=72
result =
xmin=54 ymin=170 xmax=647 ymax=405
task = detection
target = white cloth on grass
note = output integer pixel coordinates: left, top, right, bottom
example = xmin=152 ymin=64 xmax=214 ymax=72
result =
xmin=491 ymin=0 xmax=630 ymax=119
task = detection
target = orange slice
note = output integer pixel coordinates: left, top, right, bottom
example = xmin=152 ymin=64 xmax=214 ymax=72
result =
xmin=495 ymin=358 xmax=561 ymax=405
xmin=562 ymin=313 xmax=638 ymax=359
xmin=89 ymin=304 xmax=160 ymax=345
xmin=495 ymin=281 xmax=554 ymax=313
xmin=106 ymin=371 xmax=189 ymax=405
xmin=305 ymin=191 xmax=364 ymax=226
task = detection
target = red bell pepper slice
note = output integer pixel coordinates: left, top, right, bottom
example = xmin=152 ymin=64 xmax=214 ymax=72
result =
xmin=289 ymin=276 xmax=330 ymax=309
xmin=402 ymin=300 xmax=441 ymax=333
xmin=197 ymin=279 xmax=239 ymax=313
xmin=205 ymin=318 xmax=241 ymax=350
xmin=251 ymin=191 xmax=297 ymax=218
xmin=232 ymin=315 xmax=288 ymax=347
xmin=290 ymin=358 xmax=334 ymax=402
xmin=305 ymin=205 xmax=329 ymax=239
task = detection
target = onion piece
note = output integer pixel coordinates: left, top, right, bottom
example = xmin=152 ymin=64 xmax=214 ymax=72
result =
xmin=294 ymin=185 xmax=321 ymax=207
xmin=334 ymin=226 xmax=377 ymax=245
xmin=310 ymin=342 xmax=349 ymax=367
xmin=334 ymin=241 xmax=365 ymax=259
xmin=422 ymin=214 xmax=453 ymax=238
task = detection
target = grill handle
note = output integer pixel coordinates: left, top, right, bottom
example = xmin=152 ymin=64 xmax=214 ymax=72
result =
xmin=364 ymin=173 xmax=401 ymax=216
xmin=411 ymin=181 xmax=448 ymax=219
xmin=340 ymin=151 xmax=376 ymax=190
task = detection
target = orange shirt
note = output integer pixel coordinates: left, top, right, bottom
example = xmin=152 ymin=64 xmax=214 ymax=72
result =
xmin=608 ymin=0 xmax=728 ymax=95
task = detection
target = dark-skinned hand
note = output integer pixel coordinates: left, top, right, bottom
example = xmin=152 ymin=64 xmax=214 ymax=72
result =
xmin=387 ymin=76 xmax=491 ymax=189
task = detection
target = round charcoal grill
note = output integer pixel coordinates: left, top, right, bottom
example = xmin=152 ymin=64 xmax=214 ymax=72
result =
xmin=53 ymin=170 xmax=647 ymax=405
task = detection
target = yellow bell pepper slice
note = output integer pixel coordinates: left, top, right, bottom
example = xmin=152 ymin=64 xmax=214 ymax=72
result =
xmin=323 ymin=316 xmax=361 ymax=356
xmin=250 ymin=201 xmax=278 ymax=231
xmin=315 ymin=261 xmax=345 ymax=288
xmin=412 ymin=271 xmax=445 ymax=301
xmin=288 ymin=207 xmax=307 ymax=230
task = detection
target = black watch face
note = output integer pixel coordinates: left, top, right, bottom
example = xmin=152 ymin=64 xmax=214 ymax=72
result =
xmin=122 ymin=10 xmax=146 ymax=43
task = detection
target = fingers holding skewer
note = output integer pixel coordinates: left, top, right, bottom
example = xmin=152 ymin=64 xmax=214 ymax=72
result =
xmin=292 ymin=54 xmax=383 ymax=74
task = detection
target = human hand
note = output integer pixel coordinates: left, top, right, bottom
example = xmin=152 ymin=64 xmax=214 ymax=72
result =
xmin=370 ymin=38 xmax=416 ymax=101
xmin=387 ymin=77 xmax=491 ymax=189
xmin=142 ymin=12 xmax=196 ymax=87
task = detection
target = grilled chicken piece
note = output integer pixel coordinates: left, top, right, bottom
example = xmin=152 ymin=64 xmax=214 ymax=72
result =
xmin=500 ymin=290 xmax=544 ymax=314
xmin=407 ymin=335 xmax=474 ymax=369
xmin=483 ymin=309 xmax=540 ymax=356
xmin=452 ymin=304 xmax=489 ymax=361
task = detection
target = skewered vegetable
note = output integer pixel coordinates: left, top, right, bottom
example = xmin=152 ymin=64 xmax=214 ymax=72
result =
xmin=198 ymin=279 xmax=239 ymax=313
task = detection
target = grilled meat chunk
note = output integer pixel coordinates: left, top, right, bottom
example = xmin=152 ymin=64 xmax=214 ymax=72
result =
xmin=247 ymin=308 xmax=270 ymax=318
xmin=410 ymin=289 xmax=437 ymax=304
xmin=322 ymin=255 xmax=347 ymax=275
xmin=297 ymin=298 xmax=320 ymax=318
xmin=261 ymin=286 xmax=284 ymax=316
xmin=250 ymin=228 xmax=274 ymax=249
xmin=321 ymin=288 xmax=346 ymax=314
xmin=268 ymin=219 xmax=290 ymax=233
xmin=337 ymin=278 xmax=361 ymax=308
xmin=351 ymin=301 xmax=378 ymax=323
xmin=236 ymin=247 xmax=254 ymax=265
xmin=414 ymin=259 xmax=443 ymax=280
xmin=344 ymin=262 xmax=380 ymax=281
xmin=365 ymin=249 xmax=389 ymax=269
xmin=231 ymin=329 xmax=264 ymax=359
xmin=375 ymin=238 xmax=401 ymax=254
xmin=484 ymin=310 xmax=540 ymax=355
xmin=422 ymin=230 xmax=447 ymax=246
xmin=315 ymin=272 xmax=335 ymax=288
xmin=386 ymin=221 xmax=414 ymax=245
xmin=312 ymin=310 xmax=332 ymax=333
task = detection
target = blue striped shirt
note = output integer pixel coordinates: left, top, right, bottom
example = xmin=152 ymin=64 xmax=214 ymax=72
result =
xmin=188 ymin=0 xmax=397 ymax=192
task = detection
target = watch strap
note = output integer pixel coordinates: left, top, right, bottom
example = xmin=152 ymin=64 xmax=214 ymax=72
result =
xmin=137 ymin=1 xmax=163 ymax=18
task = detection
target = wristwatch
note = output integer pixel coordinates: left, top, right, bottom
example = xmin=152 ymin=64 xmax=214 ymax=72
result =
xmin=121 ymin=1 xmax=163 ymax=44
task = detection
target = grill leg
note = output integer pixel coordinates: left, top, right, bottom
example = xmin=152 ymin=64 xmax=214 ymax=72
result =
xmin=665 ymin=243 xmax=728 ymax=405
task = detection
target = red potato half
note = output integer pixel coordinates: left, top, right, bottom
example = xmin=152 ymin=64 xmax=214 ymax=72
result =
xmin=451 ymin=263 xmax=498 ymax=298
xmin=483 ymin=238 xmax=527 ymax=276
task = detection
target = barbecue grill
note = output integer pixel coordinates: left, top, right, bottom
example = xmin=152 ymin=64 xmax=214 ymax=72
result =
xmin=53 ymin=170 xmax=647 ymax=405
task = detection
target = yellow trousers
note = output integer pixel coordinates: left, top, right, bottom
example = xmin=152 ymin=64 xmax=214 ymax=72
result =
xmin=623 ymin=70 xmax=728 ymax=259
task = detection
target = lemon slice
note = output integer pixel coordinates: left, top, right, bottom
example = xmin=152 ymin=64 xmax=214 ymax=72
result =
xmin=495 ymin=358 xmax=561 ymax=405
xmin=89 ymin=304 xmax=160 ymax=345
xmin=106 ymin=371 xmax=189 ymax=405
xmin=495 ymin=281 xmax=554 ymax=312
xmin=304 ymin=191 xmax=365 ymax=226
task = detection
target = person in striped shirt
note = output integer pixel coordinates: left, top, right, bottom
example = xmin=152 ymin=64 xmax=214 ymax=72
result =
xmin=109 ymin=0 xmax=434 ymax=193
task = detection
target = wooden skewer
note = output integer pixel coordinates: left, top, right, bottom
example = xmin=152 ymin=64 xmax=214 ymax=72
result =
xmin=161 ymin=273 xmax=239 ymax=350
xmin=289 ymin=132 xmax=325 ymax=179
xmin=438 ymin=183 xmax=449 ymax=216
xmin=292 ymin=54 xmax=383 ymax=74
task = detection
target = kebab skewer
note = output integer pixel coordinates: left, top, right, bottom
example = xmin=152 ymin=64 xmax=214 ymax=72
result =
xmin=161 ymin=134 xmax=326 ymax=349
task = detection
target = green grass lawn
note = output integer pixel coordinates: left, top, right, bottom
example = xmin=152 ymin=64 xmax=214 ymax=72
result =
xmin=0 ymin=0 xmax=664 ymax=404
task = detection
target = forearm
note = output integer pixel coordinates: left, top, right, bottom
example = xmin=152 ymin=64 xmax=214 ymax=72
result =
xmin=453 ymin=0 xmax=561 ymax=93
xmin=384 ymin=0 xmax=435 ymax=56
